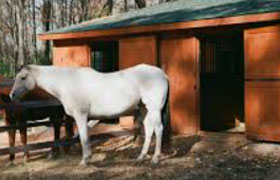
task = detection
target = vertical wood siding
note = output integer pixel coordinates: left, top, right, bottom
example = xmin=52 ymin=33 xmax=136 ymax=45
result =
xmin=160 ymin=36 xmax=199 ymax=135
xmin=53 ymin=40 xmax=90 ymax=67
xmin=245 ymin=24 xmax=280 ymax=142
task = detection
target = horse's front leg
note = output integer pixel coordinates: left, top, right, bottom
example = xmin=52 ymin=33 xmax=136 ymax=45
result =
xmin=7 ymin=129 xmax=16 ymax=162
xmin=4 ymin=112 xmax=16 ymax=163
xmin=64 ymin=116 xmax=74 ymax=153
xmin=74 ymin=113 xmax=91 ymax=166
xmin=52 ymin=119 xmax=61 ymax=158
xmin=19 ymin=126 xmax=30 ymax=163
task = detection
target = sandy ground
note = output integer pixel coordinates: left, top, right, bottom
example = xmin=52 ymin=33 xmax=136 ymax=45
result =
xmin=1 ymin=122 xmax=280 ymax=180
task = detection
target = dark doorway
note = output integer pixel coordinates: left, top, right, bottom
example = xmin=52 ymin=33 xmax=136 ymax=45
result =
xmin=200 ymin=32 xmax=244 ymax=131
xmin=91 ymin=41 xmax=119 ymax=72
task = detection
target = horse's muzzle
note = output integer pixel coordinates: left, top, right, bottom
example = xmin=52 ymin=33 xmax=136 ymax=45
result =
xmin=9 ymin=92 xmax=16 ymax=100
xmin=10 ymin=87 xmax=26 ymax=101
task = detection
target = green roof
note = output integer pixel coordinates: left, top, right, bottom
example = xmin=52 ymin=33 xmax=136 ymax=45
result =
xmin=44 ymin=0 xmax=280 ymax=34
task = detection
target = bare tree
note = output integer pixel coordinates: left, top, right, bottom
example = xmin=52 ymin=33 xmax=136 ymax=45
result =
xmin=42 ymin=0 xmax=52 ymax=64
xmin=0 ymin=0 xmax=173 ymax=77
xmin=135 ymin=0 xmax=146 ymax=8
xmin=32 ymin=0 xmax=38 ymax=64
xmin=124 ymin=0 xmax=128 ymax=12
xmin=99 ymin=0 xmax=114 ymax=17
xmin=15 ymin=0 xmax=26 ymax=67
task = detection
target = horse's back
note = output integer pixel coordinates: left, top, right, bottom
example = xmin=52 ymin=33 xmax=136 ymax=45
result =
xmin=123 ymin=64 xmax=167 ymax=83
xmin=52 ymin=64 xmax=168 ymax=115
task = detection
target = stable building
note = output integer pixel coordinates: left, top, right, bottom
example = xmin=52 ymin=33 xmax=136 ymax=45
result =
xmin=39 ymin=0 xmax=280 ymax=142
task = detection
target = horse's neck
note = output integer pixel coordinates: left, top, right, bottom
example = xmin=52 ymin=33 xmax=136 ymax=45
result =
xmin=31 ymin=66 xmax=63 ymax=99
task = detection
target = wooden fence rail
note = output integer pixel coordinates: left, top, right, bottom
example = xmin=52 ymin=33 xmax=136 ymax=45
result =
xmin=0 ymin=118 xmax=75 ymax=133
xmin=0 ymin=139 xmax=77 ymax=156
xmin=0 ymin=133 xmax=113 ymax=156
xmin=0 ymin=117 xmax=77 ymax=156
xmin=0 ymin=80 xmax=79 ymax=158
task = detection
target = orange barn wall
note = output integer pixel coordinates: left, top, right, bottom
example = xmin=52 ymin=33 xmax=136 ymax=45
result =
xmin=119 ymin=36 xmax=157 ymax=68
xmin=119 ymin=35 xmax=200 ymax=135
xmin=245 ymin=25 xmax=280 ymax=142
xmin=160 ymin=37 xmax=199 ymax=135
xmin=53 ymin=40 xmax=90 ymax=67
xmin=118 ymin=36 xmax=157 ymax=128
xmin=52 ymin=35 xmax=200 ymax=135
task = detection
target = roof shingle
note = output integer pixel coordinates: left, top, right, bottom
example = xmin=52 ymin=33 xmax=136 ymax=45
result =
xmin=43 ymin=0 xmax=280 ymax=35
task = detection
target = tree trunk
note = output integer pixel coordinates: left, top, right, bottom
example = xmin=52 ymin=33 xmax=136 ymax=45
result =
xmin=99 ymin=0 xmax=114 ymax=17
xmin=124 ymin=0 xmax=128 ymax=12
xmin=135 ymin=0 xmax=146 ymax=8
xmin=69 ymin=0 xmax=74 ymax=25
xmin=32 ymin=0 xmax=37 ymax=64
xmin=107 ymin=0 xmax=113 ymax=15
xmin=15 ymin=0 xmax=25 ymax=68
xmin=42 ymin=0 xmax=52 ymax=64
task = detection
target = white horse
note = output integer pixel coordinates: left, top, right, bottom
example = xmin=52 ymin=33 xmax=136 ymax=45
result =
xmin=10 ymin=64 xmax=169 ymax=166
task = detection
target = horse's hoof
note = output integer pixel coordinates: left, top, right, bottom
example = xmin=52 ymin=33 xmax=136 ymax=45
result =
xmin=47 ymin=153 xmax=54 ymax=160
xmin=47 ymin=152 xmax=59 ymax=160
xmin=5 ymin=161 xmax=15 ymax=168
xmin=136 ymin=155 xmax=144 ymax=162
xmin=136 ymin=153 xmax=152 ymax=163
xmin=135 ymin=156 xmax=147 ymax=165
xmin=79 ymin=159 xmax=90 ymax=167
xmin=23 ymin=154 xmax=30 ymax=164
xmin=151 ymin=156 xmax=160 ymax=165
xmin=23 ymin=157 xmax=29 ymax=164
xmin=151 ymin=155 xmax=162 ymax=165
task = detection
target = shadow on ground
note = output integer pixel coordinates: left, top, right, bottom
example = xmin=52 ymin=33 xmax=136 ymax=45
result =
xmin=1 ymin=133 xmax=280 ymax=180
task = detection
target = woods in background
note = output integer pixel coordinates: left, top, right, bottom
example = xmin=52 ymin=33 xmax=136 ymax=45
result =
xmin=0 ymin=0 xmax=175 ymax=77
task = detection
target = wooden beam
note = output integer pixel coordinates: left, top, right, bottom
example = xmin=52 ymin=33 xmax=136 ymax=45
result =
xmin=0 ymin=81 xmax=14 ymax=87
xmin=38 ymin=12 xmax=280 ymax=40
xmin=0 ymin=118 xmax=75 ymax=133
xmin=0 ymin=139 xmax=77 ymax=156
xmin=0 ymin=134 xmax=113 ymax=156
xmin=0 ymin=100 xmax=62 ymax=110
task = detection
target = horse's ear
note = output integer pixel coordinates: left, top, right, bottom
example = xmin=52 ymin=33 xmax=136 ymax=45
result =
xmin=25 ymin=65 xmax=31 ymax=71
xmin=16 ymin=65 xmax=24 ymax=73
xmin=16 ymin=64 xmax=31 ymax=73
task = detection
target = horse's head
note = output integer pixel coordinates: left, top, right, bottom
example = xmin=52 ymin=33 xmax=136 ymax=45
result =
xmin=10 ymin=65 xmax=36 ymax=100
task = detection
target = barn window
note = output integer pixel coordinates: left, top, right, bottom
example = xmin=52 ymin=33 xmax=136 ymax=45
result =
xmin=91 ymin=41 xmax=119 ymax=72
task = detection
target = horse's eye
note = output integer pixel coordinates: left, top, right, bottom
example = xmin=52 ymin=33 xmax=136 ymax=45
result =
xmin=21 ymin=77 xmax=26 ymax=81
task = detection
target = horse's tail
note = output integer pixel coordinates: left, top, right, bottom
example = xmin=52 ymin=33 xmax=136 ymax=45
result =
xmin=162 ymin=82 xmax=171 ymax=149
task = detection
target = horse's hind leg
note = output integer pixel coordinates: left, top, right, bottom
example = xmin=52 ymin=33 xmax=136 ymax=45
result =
xmin=134 ymin=106 xmax=147 ymax=146
xmin=136 ymin=108 xmax=163 ymax=164
xmin=151 ymin=110 xmax=163 ymax=164
xmin=136 ymin=111 xmax=154 ymax=162
xmin=74 ymin=113 xmax=91 ymax=166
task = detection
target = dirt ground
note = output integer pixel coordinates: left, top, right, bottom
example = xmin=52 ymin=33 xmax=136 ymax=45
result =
xmin=1 ymin=123 xmax=280 ymax=180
